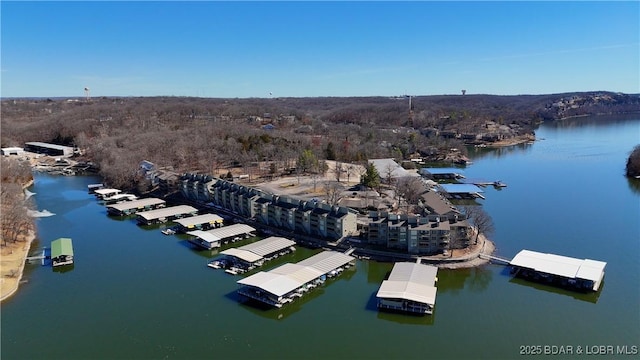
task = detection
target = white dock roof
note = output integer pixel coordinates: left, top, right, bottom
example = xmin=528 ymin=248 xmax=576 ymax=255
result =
xmin=137 ymin=205 xmax=198 ymax=221
xmin=220 ymin=248 xmax=263 ymax=263
xmin=186 ymin=230 xmax=221 ymax=244
xmin=197 ymin=223 xmax=256 ymax=240
xmin=510 ymin=250 xmax=606 ymax=282
xmin=237 ymin=251 xmax=354 ymax=297
xmin=238 ymin=236 xmax=295 ymax=257
xmin=108 ymin=198 xmax=166 ymax=211
xmin=297 ymin=251 xmax=355 ymax=273
xmin=94 ymin=188 xmax=121 ymax=196
xmin=174 ymin=213 xmax=223 ymax=227
xmin=376 ymin=262 xmax=438 ymax=306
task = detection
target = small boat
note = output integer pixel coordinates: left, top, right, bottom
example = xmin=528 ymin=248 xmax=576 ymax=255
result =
xmin=225 ymin=268 xmax=239 ymax=275
xmin=493 ymin=181 xmax=507 ymax=188
xmin=161 ymin=228 xmax=176 ymax=235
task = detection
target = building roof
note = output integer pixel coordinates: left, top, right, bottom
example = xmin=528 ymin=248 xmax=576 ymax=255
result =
xmin=107 ymin=198 xmax=166 ymax=212
xmin=136 ymin=205 xmax=198 ymax=221
xmin=188 ymin=223 xmax=256 ymax=243
xmin=369 ymin=158 xmax=419 ymax=179
xmin=174 ymin=213 xmax=223 ymax=227
xmin=421 ymin=190 xmax=458 ymax=215
xmin=25 ymin=142 xmax=74 ymax=151
xmin=510 ymin=250 xmax=607 ymax=282
xmin=51 ymin=238 xmax=73 ymax=258
xmin=376 ymin=262 xmax=438 ymax=305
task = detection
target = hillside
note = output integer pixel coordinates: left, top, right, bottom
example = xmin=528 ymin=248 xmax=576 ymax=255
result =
xmin=2 ymin=91 xmax=638 ymax=189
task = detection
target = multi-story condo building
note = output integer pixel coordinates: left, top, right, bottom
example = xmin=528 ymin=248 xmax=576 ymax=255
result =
xmin=180 ymin=174 xmax=357 ymax=241
xmin=365 ymin=211 xmax=471 ymax=255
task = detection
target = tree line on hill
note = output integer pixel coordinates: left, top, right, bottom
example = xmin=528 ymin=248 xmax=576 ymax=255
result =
xmin=1 ymin=92 xmax=638 ymax=190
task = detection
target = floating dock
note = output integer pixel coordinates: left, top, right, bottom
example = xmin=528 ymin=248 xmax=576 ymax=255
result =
xmin=87 ymin=183 xmax=105 ymax=194
xmin=136 ymin=205 xmax=198 ymax=225
xmin=51 ymin=238 xmax=73 ymax=267
xmin=93 ymin=188 xmax=122 ymax=200
xmin=510 ymin=250 xmax=606 ymax=292
xmin=107 ymin=198 xmax=166 ymax=216
xmin=102 ymin=193 xmax=138 ymax=205
xmin=216 ymin=236 xmax=296 ymax=273
xmin=187 ymin=223 xmax=256 ymax=250
xmin=438 ymin=183 xmax=485 ymax=199
xmin=173 ymin=213 xmax=224 ymax=232
xmin=376 ymin=262 xmax=438 ymax=315
xmin=236 ymin=250 xmax=355 ymax=308
xmin=420 ymin=167 xmax=465 ymax=180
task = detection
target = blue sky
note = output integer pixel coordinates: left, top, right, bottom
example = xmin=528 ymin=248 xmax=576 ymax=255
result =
xmin=1 ymin=1 xmax=638 ymax=98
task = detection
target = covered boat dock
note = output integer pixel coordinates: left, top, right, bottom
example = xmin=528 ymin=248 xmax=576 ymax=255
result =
xmin=376 ymin=262 xmax=438 ymax=315
xmin=187 ymin=223 xmax=256 ymax=250
xmin=438 ymin=183 xmax=485 ymax=199
xmin=420 ymin=167 xmax=465 ymax=180
xmin=219 ymin=236 xmax=296 ymax=272
xmin=51 ymin=238 xmax=74 ymax=267
xmin=510 ymin=250 xmax=606 ymax=291
xmin=136 ymin=205 xmax=198 ymax=225
xmin=173 ymin=213 xmax=224 ymax=232
xmin=107 ymin=198 xmax=166 ymax=216
xmin=102 ymin=193 xmax=138 ymax=205
xmin=94 ymin=188 xmax=122 ymax=200
xmin=236 ymin=251 xmax=355 ymax=308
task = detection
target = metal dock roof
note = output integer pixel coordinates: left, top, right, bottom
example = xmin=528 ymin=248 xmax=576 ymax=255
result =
xmin=220 ymin=236 xmax=295 ymax=263
xmin=421 ymin=167 xmax=465 ymax=175
xmin=107 ymin=198 xmax=166 ymax=212
xmin=376 ymin=262 xmax=438 ymax=306
xmin=187 ymin=223 xmax=256 ymax=243
xmin=237 ymin=251 xmax=355 ymax=297
xmin=510 ymin=250 xmax=607 ymax=283
xmin=439 ymin=183 xmax=484 ymax=194
xmin=94 ymin=188 xmax=121 ymax=196
xmin=51 ymin=238 xmax=74 ymax=257
xmin=174 ymin=213 xmax=223 ymax=227
xmin=136 ymin=205 xmax=198 ymax=221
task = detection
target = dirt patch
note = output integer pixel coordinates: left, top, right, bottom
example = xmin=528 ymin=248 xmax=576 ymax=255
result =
xmin=1 ymin=231 xmax=36 ymax=301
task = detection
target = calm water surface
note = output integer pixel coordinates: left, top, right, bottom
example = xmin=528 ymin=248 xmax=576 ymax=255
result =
xmin=2 ymin=115 xmax=639 ymax=359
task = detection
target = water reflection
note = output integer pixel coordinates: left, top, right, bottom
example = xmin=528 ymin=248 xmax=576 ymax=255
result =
xmin=544 ymin=114 xmax=640 ymax=129
xmin=627 ymin=177 xmax=640 ymax=195
xmin=508 ymin=277 xmax=603 ymax=304
xmin=53 ymin=264 xmax=75 ymax=274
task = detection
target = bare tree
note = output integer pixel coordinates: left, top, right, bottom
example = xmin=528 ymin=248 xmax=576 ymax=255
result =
xmin=462 ymin=205 xmax=495 ymax=244
xmin=323 ymin=181 xmax=344 ymax=206
xmin=333 ymin=161 xmax=345 ymax=182
xmin=384 ymin=163 xmax=395 ymax=185
xmin=396 ymin=176 xmax=425 ymax=213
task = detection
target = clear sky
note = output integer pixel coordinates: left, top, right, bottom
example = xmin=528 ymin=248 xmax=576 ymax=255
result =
xmin=1 ymin=1 xmax=638 ymax=98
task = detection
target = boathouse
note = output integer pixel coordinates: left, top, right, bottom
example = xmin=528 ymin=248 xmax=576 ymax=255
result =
xmin=94 ymin=188 xmax=122 ymax=200
xmin=107 ymin=198 xmax=166 ymax=216
xmin=510 ymin=250 xmax=606 ymax=292
xmin=1 ymin=147 xmax=25 ymax=156
xmin=236 ymin=251 xmax=355 ymax=308
xmin=187 ymin=223 xmax=256 ymax=250
xmin=87 ymin=183 xmax=105 ymax=194
xmin=173 ymin=213 xmax=224 ymax=232
xmin=51 ymin=238 xmax=74 ymax=267
xmin=102 ymin=193 xmax=138 ymax=205
xmin=438 ymin=183 xmax=485 ymax=199
xmin=420 ymin=167 xmax=465 ymax=180
xmin=136 ymin=205 xmax=198 ymax=225
xmin=376 ymin=262 xmax=438 ymax=315
xmin=219 ymin=236 xmax=296 ymax=272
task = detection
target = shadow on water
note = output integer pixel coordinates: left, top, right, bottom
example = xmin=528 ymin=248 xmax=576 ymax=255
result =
xmin=52 ymin=264 xmax=75 ymax=274
xmin=626 ymin=177 xmax=640 ymax=195
xmin=508 ymin=276 xmax=603 ymax=304
xmin=224 ymin=286 xmax=326 ymax=321
xmin=366 ymin=290 xmax=436 ymax=326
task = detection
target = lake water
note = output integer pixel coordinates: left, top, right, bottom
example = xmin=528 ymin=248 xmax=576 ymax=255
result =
xmin=2 ymin=115 xmax=639 ymax=359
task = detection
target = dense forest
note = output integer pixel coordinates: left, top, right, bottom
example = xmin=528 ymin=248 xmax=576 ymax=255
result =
xmin=2 ymin=92 xmax=638 ymax=189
